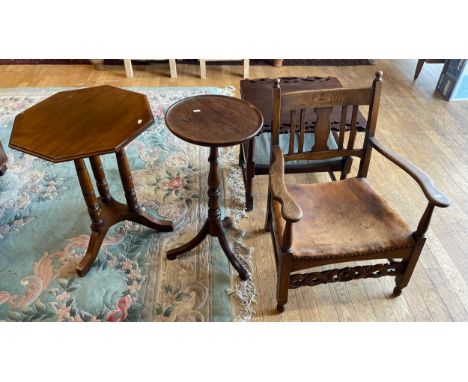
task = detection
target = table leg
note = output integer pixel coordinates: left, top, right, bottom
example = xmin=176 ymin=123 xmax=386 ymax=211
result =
xmin=116 ymin=148 xmax=173 ymax=231
xmin=116 ymin=149 xmax=140 ymax=213
xmin=74 ymin=158 xmax=107 ymax=276
xmin=167 ymin=146 xmax=249 ymax=281
xmin=207 ymin=147 xmax=222 ymax=233
xmin=75 ymin=158 xmax=102 ymax=230
xmin=167 ymin=221 xmax=209 ymax=259
xmin=75 ymin=153 xmax=173 ymax=277
xmin=90 ymin=156 xmax=113 ymax=203
xmin=76 ymin=230 xmax=108 ymax=277
xmin=217 ymin=223 xmax=249 ymax=280
xmin=207 ymin=148 xmax=248 ymax=279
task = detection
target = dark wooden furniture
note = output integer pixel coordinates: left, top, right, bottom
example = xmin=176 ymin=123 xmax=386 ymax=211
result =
xmin=265 ymin=72 xmax=450 ymax=312
xmin=0 ymin=141 xmax=7 ymax=175
xmin=9 ymin=85 xmax=173 ymax=276
xmin=414 ymin=59 xmax=446 ymax=80
xmin=239 ymin=76 xmax=367 ymax=211
xmin=165 ymin=95 xmax=263 ymax=280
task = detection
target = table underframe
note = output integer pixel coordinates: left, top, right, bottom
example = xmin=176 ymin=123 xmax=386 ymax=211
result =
xmin=166 ymin=146 xmax=249 ymax=281
xmin=74 ymin=149 xmax=173 ymax=276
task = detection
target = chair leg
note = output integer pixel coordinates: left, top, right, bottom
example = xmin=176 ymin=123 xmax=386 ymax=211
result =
xmin=90 ymin=59 xmax=104 ymax=69
xmin=239 ymin=143 xmax=244 ymax=167
xmin=243 ymin=59 xmax=249 ymax=79
xmin=169 ymin=59 xmax=177 ymax=78
xmin=414 ymin=59 xmax=426 ymax=80
xmin=273 ymin=59 xmax=284 ymax=67
xmin=245 ymin=139 xmax=255 ymax=212
xmin=264 ymin=188 xmax=272 ymax=232
xmin=124 ymin=59 xmax=133 ymax=78
xmin=340 ymin=157 xmax=353 ymax=180
xmin=276 ymin=253 xmax=292 ymax=312
xmin=245 ymin=172 xmax=254 ymax=212
xmin=394 ymin=237 xmax=426 ymax=296
xmin=200 ymin=59 xmax=207 ymax=79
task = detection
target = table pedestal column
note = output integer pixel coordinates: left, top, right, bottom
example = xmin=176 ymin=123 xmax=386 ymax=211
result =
xmin=167 ymin=146 xmax=249 ymax=281
xmin=74 ymin=150 xmax=173 ymax=277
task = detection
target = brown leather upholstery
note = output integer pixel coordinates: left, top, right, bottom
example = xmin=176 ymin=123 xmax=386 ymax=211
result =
xmin=273 ymin=178 xmax=415 ymax=261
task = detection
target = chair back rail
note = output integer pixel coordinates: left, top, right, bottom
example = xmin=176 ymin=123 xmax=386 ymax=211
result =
xmin=271 ymin=72 xmax=383 ymax=168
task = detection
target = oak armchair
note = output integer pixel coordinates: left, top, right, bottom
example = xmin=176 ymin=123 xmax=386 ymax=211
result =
xmin=265 ymin=72 xmax=450 ymax=312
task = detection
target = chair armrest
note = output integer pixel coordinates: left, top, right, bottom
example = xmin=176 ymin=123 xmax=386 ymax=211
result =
xmin=369 ymin=137 xmax=450 ymax=208
xmin=269 ymin=146 xmax=303 ymax=222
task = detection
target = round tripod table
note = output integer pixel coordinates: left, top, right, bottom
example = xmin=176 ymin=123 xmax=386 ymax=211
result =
xmin=165 ymin=95 xmax=263 ymax=280
xmin=9 ymin=86 xmax=174 ymax=276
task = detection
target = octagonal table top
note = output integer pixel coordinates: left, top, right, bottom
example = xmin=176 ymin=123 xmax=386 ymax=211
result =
xmin=9 ymin=85 xmax=154 ymax=162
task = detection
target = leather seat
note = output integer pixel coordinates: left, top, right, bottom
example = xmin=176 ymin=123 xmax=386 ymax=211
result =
xmin=273 ymin=178 xmax=415 ymax=261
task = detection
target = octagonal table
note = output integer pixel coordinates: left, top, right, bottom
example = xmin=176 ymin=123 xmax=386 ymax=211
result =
xmin=9 ymin=85 xmax=173 ymax=276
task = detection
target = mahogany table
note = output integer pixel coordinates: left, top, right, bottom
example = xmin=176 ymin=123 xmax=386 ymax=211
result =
xmin=165 ymin=95 xmax=263 ymax=280
xmin=9 ymin=85 xmax=173 ymax=276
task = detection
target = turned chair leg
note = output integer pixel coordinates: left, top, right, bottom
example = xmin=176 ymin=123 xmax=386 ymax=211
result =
xmin=199 ymin=59 xmax=207 ymax=79
xmin=243 ymin=59 xmax=250 ymax=79
xmin=169 ymin=59 xmax=177 ymax=78
xmin=124 ymin=59 xmax=133 ymax=78
xmin=273 ymin=59 xmax=284 ymax=67
xmin=90 ymin=59 xmax=104 ymax=70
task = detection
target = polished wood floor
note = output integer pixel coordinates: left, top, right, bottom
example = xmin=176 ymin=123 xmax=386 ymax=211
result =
xmin=1 ymin=59 xmax=467 ymax=321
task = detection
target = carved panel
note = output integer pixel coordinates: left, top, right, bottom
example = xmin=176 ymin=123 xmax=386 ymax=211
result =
xmin=289 ymin=261 xmax=406 ymax=289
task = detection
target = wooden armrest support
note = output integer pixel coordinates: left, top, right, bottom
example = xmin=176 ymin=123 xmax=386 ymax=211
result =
xmin=369 ymin=137 xmax=450 ymax=208
xmin=270 ymin=146 xmax=303 ymax=222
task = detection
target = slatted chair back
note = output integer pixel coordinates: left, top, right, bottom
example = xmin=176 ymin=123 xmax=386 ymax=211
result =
xmin=271 ymin=71 xmax=383 ymax=177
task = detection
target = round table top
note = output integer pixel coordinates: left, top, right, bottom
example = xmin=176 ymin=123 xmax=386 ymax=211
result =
xmin=165 ymin=95 xmax=263 ymax=147
xmin=9 ymin=85 xmax=153 ymax=163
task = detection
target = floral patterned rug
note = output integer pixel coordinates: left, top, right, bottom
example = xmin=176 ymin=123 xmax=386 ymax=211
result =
xmin=0 ymin=86 xmax=254 ymax=322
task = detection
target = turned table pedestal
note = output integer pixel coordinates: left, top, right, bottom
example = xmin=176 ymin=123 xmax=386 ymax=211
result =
xmin=9 ymin=85 xmax=173 ymax=276
xmin=165 ymin=95 xmax=263 ymax=280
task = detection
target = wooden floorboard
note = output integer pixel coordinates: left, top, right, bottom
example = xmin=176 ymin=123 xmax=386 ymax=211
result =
xmin=1 ymin=59 xmax=467 ymax=321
